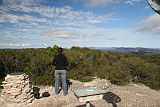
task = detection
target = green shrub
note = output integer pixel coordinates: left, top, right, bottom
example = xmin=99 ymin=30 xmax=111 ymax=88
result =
xmin=109 ymin=70 xmax=131 ymax=85
xmin=0 ymin=46 xmax=160 ymax=90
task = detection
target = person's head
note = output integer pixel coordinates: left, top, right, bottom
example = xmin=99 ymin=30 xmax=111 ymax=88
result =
xmin=58 ymin=48 xmax=63 ymax=54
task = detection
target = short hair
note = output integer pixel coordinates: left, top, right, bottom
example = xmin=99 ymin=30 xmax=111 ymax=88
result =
xmin=58 ymin=48 xmax=63 ymax=53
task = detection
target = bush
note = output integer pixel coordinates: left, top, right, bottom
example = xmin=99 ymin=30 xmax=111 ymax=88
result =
xmin=109 ymin=70 xmax=131 ymax=85
xmin=0 ymin=46 xmax=160 ymax=90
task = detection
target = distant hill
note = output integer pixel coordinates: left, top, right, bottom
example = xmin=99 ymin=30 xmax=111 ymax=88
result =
xmin=88 ymin=47 xmax=160 ymax=55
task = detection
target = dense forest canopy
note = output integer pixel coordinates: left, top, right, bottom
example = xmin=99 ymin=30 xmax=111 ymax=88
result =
xmin=0 ymin=45 xmax=160 ymax=90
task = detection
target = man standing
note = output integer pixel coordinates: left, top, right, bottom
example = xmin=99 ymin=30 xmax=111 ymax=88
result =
xmin=52 ymin=48 xmax=69 ymax=95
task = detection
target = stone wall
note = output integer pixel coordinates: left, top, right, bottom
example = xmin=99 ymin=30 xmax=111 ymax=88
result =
xmin=0 ymin=72 xmax=34 ymax=106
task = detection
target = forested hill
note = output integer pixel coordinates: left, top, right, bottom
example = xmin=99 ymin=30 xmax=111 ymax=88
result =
xmin=89 ymin=47 xmax=160 ymax=55
xmin=0 ymin=45 xmax=160 ymax=90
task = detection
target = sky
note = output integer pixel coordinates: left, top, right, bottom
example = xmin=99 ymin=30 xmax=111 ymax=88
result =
xmin=0 ymin=0 xmax=160 ymax=49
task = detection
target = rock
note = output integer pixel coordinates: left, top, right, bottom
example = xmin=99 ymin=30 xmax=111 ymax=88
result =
xmin=10 ymin=92 xmax=21 ymax=96
xmin=1 ymin=73 xmax=34 ymax=106
xmin=5 ymin=88 xmax=21 ymax=93
xmin=26 ymin=97 xmax=34 ymax=104
xmin=1 ymin=91 xmax=11 ymax=95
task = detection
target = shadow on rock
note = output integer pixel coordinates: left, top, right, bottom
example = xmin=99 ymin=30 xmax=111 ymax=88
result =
xmin=0 ymin=86 xmax=3 ymax=93
xmin=103 ymin=91 xmax=121 ymax=107
xmin=33 ymin=87 xmax=50 ymax=99
xmin=67 ymin=78 xmax=72 ymax=89
xmin=0 ymin=86 xmax=3 ymax=89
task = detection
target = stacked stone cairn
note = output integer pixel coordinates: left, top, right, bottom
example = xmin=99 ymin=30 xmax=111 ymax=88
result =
xmin=0 ymin=72 xmax=34 ymax=105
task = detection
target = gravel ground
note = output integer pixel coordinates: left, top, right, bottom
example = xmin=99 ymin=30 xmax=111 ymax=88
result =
xmin=1 ymin=79 xmax=160 ymax=107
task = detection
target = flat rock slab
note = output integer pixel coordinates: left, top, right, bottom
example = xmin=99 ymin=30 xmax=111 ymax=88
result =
xmin=74 ymin=89 xmax=107 ymax=97
xmin=74 ymin=89 xmax=107 ymax=102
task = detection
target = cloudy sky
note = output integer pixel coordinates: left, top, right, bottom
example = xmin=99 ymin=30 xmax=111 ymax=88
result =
xmin=0 ymin=0 xmax=160 ymax=48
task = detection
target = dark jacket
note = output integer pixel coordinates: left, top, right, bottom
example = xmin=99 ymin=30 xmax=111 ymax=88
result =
xmin=52 ymin=53 xmax=69 ymax=70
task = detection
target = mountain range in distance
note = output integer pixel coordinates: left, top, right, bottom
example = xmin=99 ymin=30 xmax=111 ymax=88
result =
xmin=88 ymin=47 xmax=160 ymax=55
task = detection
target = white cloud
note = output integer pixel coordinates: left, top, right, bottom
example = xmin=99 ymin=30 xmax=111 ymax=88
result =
xmin=124 ymin=0 xmax=144 ymax=5
xmin=93 ymin=32 xmax=105 ymax=39
xmin=0 ymin=14 xmax=20 ymax=23
xmin=0 ymin=39 xmax=11 ymax=43
xmin=0 ymin=13 xmax=48 ymax=24
xmin=41 ymin=27 xmax=117 ymax=42
xmin=0 ymin=0 xmax=121 ymax=28
xmin=41 ymin=28 xmax=79 ymax=38
xmin=88 ymin=19 xmax=102 ymax=24
xmin=0 ymin=0 xmax=41 ymax=14
xmin=144 ymin=6 xmax=150 ymax=9
xmin=7 ymin=28 xmax=29 ymax=32
xmin=135 ymin=13 xmax=160 ymax=34
xmin=84 ymin=0 xmax=112 ymax=7
xmin=0 ymin=43 xmax=31 ymax=47
xmin=81 ymin=0 xmax=119 ymax=7
xmin=0 ymin=0 xmax=126 ymax=48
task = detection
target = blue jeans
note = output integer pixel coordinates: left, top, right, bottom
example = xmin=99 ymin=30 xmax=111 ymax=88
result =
xmin=55 ymin=70 xmax=67 ymax=95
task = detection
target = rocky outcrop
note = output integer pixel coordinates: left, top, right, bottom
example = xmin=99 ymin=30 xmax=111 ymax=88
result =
xmin=0 ymin=72 xmax=34 ymax=106
xmin=26 ymin=79 xmax=160 ymax=107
